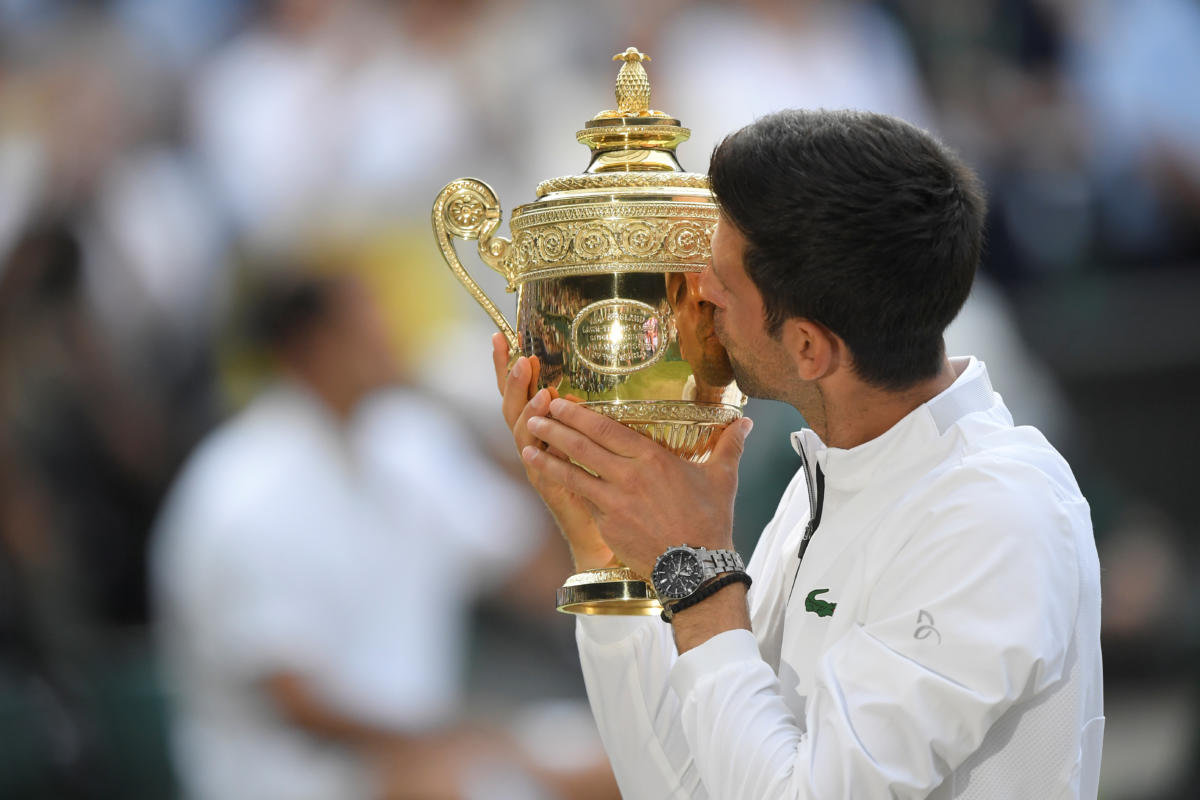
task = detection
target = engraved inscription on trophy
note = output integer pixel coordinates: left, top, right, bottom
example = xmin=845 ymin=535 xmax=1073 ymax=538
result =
xmin=570 ymin=299 xmax=668 ymax=376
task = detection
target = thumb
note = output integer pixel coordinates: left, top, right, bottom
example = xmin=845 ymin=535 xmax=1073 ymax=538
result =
xmin=712 ymin=416 xmax=753 ymax=465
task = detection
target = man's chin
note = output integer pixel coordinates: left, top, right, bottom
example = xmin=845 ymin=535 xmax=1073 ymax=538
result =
xmin=731 ymin=358 xmax=789 ymax=404
xmin=728 ymin=359 xmax=760 ymax=400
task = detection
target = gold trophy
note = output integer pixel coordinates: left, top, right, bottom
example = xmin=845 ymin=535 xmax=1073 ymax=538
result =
xmin=432 ymin=47 xmax=744 ymax=615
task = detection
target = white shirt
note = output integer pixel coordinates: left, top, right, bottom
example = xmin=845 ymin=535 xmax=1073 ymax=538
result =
xmin=152 ymin=384 xmax=539 ymax=800
xmin=576 ymin=358 xmax=1104 ymax=799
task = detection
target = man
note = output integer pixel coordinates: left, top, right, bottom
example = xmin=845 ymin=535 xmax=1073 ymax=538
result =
xmin=494 ymin=110 xmax=1104 ymax=798
xmin=153 ymin=270 xmax=613 ymax=799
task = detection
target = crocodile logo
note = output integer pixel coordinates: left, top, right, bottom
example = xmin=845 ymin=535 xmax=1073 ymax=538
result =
xmin=805 ymin=588 xmax=837 ymax=617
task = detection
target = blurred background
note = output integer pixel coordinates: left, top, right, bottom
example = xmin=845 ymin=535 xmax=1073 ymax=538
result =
xmin=1 ymin=0 xmax=1197 ymax=798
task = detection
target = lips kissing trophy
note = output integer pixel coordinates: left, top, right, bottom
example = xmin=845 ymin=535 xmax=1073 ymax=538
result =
xmin=432 ymin=47 xmax=745 ymax=614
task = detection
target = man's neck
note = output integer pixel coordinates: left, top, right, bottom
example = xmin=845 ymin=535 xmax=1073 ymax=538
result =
xmin=810 ymin=358 xmax=959 ymax=450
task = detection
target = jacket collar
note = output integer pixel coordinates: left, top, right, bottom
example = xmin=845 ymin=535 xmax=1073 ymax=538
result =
xmin=789 ymin=357 xmax=999 ymax=493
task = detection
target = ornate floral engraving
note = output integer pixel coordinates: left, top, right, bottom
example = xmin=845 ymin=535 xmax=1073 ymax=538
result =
xmin=535 ymin=225 xmax=571 ymax=262
xmin=561 ymin=567 xmax=648 ymax=586
xmin=536 ymin=172 xmax=710 ymax=197
xmin=443 ymin=188 xmax=490 ymax=238
xmin=449 ymin=196 xmax=483 ymax=226
xmin=504 ymin=203 xmax=718 ymax=284
xmin=586 ymin=401 xmax=743 ymax=425
xmin=582 ymin=402 xmax=743 ymax=463
xmin=574 ymin=224 xmax=616 ymax=260
xmin=666 ymin=220 xmax=709 ymax=259
xmin=620 ymin=220 xmax=669 ymax=256
xmin=512 ymin=202 xmax=717 ymax=230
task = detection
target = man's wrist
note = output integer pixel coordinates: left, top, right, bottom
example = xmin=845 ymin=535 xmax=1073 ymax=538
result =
xmin=660 ymin=571 xmax=751 ymax=622
xmin=569 ymin=546 xmax=615 ymax=572
xmin=670 ymin=581 xmax=751 ymax=654
xmin=545 ymin=511 xmax=613 ymax=571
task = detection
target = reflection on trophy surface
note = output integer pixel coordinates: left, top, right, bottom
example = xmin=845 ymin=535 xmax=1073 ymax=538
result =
xmin=665 ymin=272 xmax=741 ymax=406
xmin=432 ymin=47 xmax=745 ymax=615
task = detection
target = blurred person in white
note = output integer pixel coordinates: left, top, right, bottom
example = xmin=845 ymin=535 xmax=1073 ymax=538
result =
xmin=187 ymin=0 xmax=496 ymax=247
xmin=152 ymin=266 xmax=618 ymax=800
xmin=650 ymin=0 xmax=932 ymax=158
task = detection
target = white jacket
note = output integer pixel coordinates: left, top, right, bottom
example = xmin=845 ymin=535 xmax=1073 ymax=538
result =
xmin=577 ymin=358 xmax=1103 ymax=799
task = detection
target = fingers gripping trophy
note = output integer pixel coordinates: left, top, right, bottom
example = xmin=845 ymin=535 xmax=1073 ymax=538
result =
xmin=432 ymin=47 xmax=745 ymax=615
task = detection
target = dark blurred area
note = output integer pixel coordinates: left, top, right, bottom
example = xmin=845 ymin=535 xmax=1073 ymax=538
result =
xmin=1 ymin=0 xmax=1197 ymax=798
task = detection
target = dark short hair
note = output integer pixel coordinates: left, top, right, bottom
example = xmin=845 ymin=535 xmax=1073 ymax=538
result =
xmin=709 ymin=109 xmax=985 ymax=390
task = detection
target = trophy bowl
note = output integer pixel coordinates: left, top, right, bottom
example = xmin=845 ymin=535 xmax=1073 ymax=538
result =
xmin=432 ymin=47 xmax=744 ymax=615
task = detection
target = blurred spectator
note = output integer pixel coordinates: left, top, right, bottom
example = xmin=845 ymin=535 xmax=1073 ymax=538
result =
xmin=187 ymin=0 xmax=490 ymax=246
xmin=0 ymin=221 xmax=179 ymax=796
xmin=151 ymin=267 xmax=616 ymax=799
xmin=651 ymin=0 xmax=933 ymax=159
xmin=0 ymin=222 xmax=174 ymax=632
xmin=880 ymin=0 xmax=1091 ymax=283
xmin=1058 ymin=0 xmax=1200 ymax=266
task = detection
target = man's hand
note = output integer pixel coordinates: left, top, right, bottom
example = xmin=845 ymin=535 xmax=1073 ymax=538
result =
xmin=492 ymin=333 xmax=613 ymax=571
xmin=519 ymin=394 xmax=753 ymax=580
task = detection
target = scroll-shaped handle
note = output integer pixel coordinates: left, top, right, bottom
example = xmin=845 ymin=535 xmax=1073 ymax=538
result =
xmin=432 ymin=179 xmax=518 ymax=353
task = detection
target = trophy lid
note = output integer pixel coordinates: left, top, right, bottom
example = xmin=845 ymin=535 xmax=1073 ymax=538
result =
xmin=489 ymin=46 xmax=717 ymax=287
xmin=535 ymin=47 xmax=707 ymax=196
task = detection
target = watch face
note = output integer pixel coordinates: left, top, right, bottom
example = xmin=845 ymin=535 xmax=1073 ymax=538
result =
xmin=652 ymin=548 xmax=704 ymax=601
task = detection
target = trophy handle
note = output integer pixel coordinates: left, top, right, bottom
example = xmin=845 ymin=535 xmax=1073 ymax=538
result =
xmin=432 ymin=178 xmax=519 ymax=352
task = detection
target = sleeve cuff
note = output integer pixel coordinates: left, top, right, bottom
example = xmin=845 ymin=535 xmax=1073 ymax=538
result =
xmin=669 ymin=628 xmax=761 ymax=700
xmin=576 ymin=614 xmax=663 ymax=647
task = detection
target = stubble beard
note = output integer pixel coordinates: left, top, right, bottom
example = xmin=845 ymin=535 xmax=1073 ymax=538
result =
xmin=726 ymin=352 xmax=775 ymax=402
xmin=718 ymin=324 xmax=779 ymax=403
xmin=713 ymin=313 xmax=754 ymax=400
xmin=716 ymin=315 xmax=796 ymax=406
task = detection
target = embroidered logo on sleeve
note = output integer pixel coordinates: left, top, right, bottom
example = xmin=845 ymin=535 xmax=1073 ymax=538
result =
xmin=805 ymin=588 xmax=837 ymax=617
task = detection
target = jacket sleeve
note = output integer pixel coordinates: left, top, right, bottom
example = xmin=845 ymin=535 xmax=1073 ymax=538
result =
xmin=665 ymin=464 xmax=1082 ymax=798
xmin=576 ymin=616 xmax=707 ymax=799
xmin=574 ymin=469 xmax=812 ymax=799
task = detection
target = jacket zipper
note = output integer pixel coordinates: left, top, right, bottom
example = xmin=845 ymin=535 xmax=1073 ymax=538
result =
xmin=787 ymin=440 xmax=826 ymax=604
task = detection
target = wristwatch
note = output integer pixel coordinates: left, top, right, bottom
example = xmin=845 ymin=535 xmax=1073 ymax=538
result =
xmin=651 ymin=545 xmax=746 ymax=604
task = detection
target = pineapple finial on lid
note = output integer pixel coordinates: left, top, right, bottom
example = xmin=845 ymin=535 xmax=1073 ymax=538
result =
xmin=614 ymin=47 xmax=651 ymax=116
xmin=593 ymin=47 xmax=672 ymax=120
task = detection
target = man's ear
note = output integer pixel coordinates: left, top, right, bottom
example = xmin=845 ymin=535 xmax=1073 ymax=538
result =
xmin=782 ymin=317 xmax=842 ymax=381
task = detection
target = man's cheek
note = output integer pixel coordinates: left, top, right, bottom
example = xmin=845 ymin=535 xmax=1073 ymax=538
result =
xmin=712 ymin=310 xmax=729 ymax=341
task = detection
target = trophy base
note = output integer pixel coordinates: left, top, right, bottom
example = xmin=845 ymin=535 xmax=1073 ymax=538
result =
xmin=556 ymin=566 xmax=662 ymax=616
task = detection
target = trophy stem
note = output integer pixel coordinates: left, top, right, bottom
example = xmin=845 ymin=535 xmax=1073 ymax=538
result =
xmin=556 ymin=566 xmax=662 ymax=616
